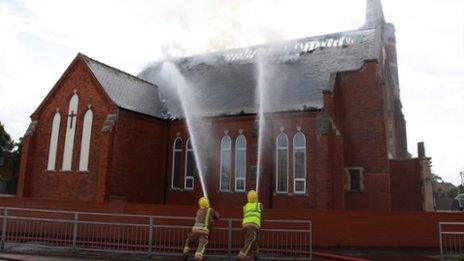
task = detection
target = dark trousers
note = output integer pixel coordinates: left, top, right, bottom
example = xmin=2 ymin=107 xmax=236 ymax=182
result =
xmin=183 ymin=232 xmax=209 ymax=258
xmin=239 ymin=226 xmax=259 ymax=258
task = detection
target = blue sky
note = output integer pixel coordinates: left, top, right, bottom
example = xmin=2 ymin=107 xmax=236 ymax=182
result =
xmin=0 ymin=0 xmax=463 ymax=184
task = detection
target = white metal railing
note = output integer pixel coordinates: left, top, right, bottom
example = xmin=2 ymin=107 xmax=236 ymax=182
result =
xmin=0 ymin=207 xmax=311 ymax=260
xmin=439 ymin=222 xmax=464 ymax=261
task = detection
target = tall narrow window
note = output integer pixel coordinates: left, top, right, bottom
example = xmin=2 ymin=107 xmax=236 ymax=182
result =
xmin=293 ymin=131 xmax=307 ymax=194
xmin=276 ymin=132 xmax=288 ymax=193
xmin=171 ymin=137 xmax=182 ymax=189
xmin=219 ymin=134 xmax=232 ymax=191
xmin=62 ymin=93 xmax=79 ymax=171
xmin=47 ymin=112 xmax=61 ymax=171
xmin=78 ymin=108 xmax=93 ymax=171
xmin=184 ymin=139 xmax=196 ymax=190
xmin=235 ymin=134 xmax=246 ymax=192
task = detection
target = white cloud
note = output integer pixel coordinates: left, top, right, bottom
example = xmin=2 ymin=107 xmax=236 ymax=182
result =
xmin=0 ymin=0 xmax=463 ymax=184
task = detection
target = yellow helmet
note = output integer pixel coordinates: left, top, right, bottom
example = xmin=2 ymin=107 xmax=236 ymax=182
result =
xmin=247 ymin=190 xmax=258 ymax=203
xmin=198 ymin=197 xmax=210 ymax=208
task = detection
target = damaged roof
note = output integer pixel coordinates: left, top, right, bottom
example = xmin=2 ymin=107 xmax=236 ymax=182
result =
xmin=82 ymin=54 xmax=162 ymax=118
xmin=139 ymin=27 xmax=381 ymax=119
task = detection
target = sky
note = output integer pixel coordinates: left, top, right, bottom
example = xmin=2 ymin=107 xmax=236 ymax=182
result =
xmin=0 ymin=0 xmax=463 ymax=184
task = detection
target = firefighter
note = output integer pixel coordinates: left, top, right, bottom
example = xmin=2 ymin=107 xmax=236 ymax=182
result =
xmin=183 ymin=197 xmax=220 ymax=261
xmin=238 ymin=190 xmax=263 ymax=261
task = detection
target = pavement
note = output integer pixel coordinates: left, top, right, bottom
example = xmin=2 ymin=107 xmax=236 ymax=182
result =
xmin=0 ymin=245 xmax=443 ymax=261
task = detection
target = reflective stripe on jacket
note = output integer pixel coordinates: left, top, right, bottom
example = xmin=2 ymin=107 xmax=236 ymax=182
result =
xmin=242 ymin=202 xmax=263 ymax=228
xmin=193 ymin=208 xmax=212 ymax=233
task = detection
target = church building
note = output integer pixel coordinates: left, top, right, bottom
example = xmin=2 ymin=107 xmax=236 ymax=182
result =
xmin=16 ymin=0 xmax=434 ymax=211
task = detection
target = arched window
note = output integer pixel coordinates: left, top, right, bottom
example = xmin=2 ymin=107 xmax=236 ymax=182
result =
xmin=62 ymin=93 xmax=79 ymax=171
xmin=293 ymin=132 xmax=307 ymax=194
xmin=184 ymin=139 xmax=196 ymax=190
xmin=235 ymin=134 xmax=246 ymax=192
xmin=171 ymin=137 xmax=182 ymax=189
xmin=219 ymin=134 xmax=232 ymax=191
xmin=78 ymin=108 xmax=93 ymax=171
xmin=47 ymin=112 xmax=61 ymax=171
xmin=276 ymin=132 xmax=288 ymax=193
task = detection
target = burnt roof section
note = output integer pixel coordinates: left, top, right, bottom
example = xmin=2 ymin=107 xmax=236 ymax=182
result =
xmin=81 ymin=54 xmax=162 ymax=118
xmin=139 ymin=27 xmax=381 ymax=119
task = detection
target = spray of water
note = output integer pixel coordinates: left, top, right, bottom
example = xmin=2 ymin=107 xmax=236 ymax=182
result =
xmin=255 ymin=50 xmax=267 ymax=195
xmin=159 ymin=62 xmax=209 ymax=198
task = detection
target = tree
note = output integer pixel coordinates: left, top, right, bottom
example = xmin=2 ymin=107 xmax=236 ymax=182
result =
xmin=0 ymin=121 xmax=21 ymax=192
xmin=460 ymin=167 xmax=464 ymax=187
xmin=458 ymin=185 xmax=464 ymax=194
xmin=0 ymin=121 xmax=14 ymax=152
xmin=447 ymin=187 xmax=459 ymax=199
xmin=431 ymin=173 xmax=443 ymax=184
xmin=11 ymin=138 xmax=22 ymax=174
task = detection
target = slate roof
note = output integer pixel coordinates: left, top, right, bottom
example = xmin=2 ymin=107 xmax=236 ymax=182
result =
xmin=139 ymin=27 xmax=381 ymax=119
xmin=82 ymin=54 xmax=162 ymax=118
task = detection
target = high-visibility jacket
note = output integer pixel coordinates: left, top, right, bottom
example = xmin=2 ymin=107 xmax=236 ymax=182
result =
xmin=242 ymin=202 xmax=263 ymax=228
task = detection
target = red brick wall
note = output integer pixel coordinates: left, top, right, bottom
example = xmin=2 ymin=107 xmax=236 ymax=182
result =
xmin=334 ymin=62 xmax=389 ymax=171
xmin=390 ymin=159 xmax=423 ymax=211
xmin=164 ymin=112 xmax=333 ymax=210
xmin=21 ymin=58 xmax=116 ymax=202
xmin=333 ymin=62 xmax=392 ymax=210
xmin=345 ymin=172 xmax=391 ymax=210
xmin=0 ymin=197 xmax=463 ymax=247
xmin=393 ymin=100 xmax=409 ymax=158
xmin=383 ymin=23 xmax=409 ymax=159
xmin=109 ymin=109 xmax=167 ymax=204
xmin=206 ymin=116 xmax=258 ymax=208
xmin=329 ymin=128 xmax=345 ymax=210
xmin=164 ymin=121 xmax=203 ymax=206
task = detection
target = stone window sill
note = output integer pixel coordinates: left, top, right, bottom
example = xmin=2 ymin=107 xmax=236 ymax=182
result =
xmin=217 ymin=190 xmax=245 ymax=194
xmin=273 ymin=192 xmax=309 ymax=197
xmin=169 ymin=188 xmax=194 ymax=192
xmin=169 ymin=188 xmax=193 ymax=192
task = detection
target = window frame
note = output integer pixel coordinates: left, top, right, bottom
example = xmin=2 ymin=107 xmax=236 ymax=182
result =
xmin=219 ymin=134 xmax=232 ymax=192
xmin=184 ymin=138 xmax=195 ymax=191
xmin=344 ymin=167 xmax=365 ymax=193
xmin=234 ymin=134 xmax=247 ymax=192
xmin=78 ymin=108 xmax=93 ymax=172
xmin=275 ymin=132 xmax=289 ymax=193
xmin=62 ymin=93 xmax=79 ymax=171
xmin=47 ymin=111 xmax=61 ymax=171
xmin=171 ymin=137 xmax=183 ymax=190
xmin=293 ymin=131 xmax=307 ymax=194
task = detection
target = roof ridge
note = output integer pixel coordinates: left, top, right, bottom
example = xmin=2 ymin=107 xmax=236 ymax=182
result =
xmin=79 ymin=53 xmax=157 ymax=87
xmin=177 ymin=27 xmax=375 ymax=63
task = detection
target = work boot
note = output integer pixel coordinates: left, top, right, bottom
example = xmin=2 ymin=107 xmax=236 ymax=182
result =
xmin=194 ymin=252 xmax=203 ymax=261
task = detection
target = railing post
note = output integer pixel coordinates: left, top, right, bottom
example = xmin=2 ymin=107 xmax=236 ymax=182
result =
xmin=72 ymin=213 xmax=79 ymax=253
xmin=228 ymin=219 xmax=232 ymax=260
xmin=148 ymin=216 xmax=154 ymax=257
xmin=309 ymin=221 xmax=312 ymax=261
xmin=439 ymin=222 xmax=443 ymax=261
xmin=1 ymin=208 xmax=8 ymax=251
